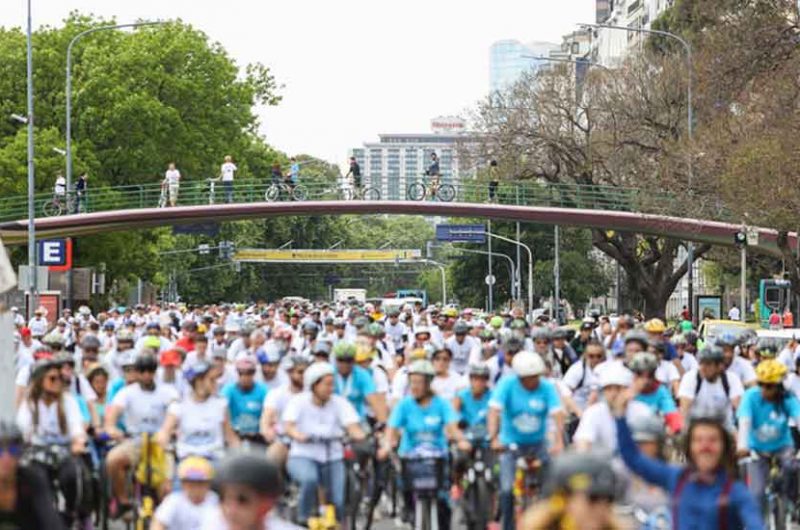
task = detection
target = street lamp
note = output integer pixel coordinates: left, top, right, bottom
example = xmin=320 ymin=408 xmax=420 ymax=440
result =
xmin=66 ymin=21 xmax=167 ymax=201
xmin=25 ymin=0 xmax=36 ymax=321
xmin=431 ymin=243 xmax=518 ymax=302
xmin=520 ymin=54 xmax=610 ymax=71
xmin=10 ymin=114 xmax=28 ymax=124
xmin=52 ymin=147 xmax=66 ymax=156
xmin=579 ymin=21 xmax=697 ymax=320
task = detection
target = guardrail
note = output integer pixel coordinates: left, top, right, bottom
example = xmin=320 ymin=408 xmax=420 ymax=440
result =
xmin=0 ymin=177 xmax=685 ymax=224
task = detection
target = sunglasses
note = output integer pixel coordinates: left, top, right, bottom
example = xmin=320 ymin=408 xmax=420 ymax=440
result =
xmin=586 ymin=354 xmax=605 ymax=360
xmin=0 ymin=444 xmax=22 ymax=458
xmin=223 ymin=491 xmax=257 ymax=506
xmin=45 ymin=374 xmax=62 ymax=384
xmin=588 ymin=494 xmax=614 ymax=504
xmin=238 ymin=370 xmax=256 ymax=376
xmin=759 ymin=382 xmax=780 ymax=389
xmin=337 ymin=358 xmax=355 ymax=363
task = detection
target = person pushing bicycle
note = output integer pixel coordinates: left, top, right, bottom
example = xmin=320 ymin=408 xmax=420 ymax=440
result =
xmin=425 ymin=152 xmax=441 ymax=194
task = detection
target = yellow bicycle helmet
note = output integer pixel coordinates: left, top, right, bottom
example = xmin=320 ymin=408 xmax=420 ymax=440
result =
xmin=756 ymin=359 xmax=788 ymax=385
xmin=644 ymin=318 xmax=666 ymax=334
xmin=355 ymin=343 xmax=375 ymax=363
xmin=178 ymin=455 xmax=215 ymax=482
xmin=409 ymin=348 xmax=428 ymax=361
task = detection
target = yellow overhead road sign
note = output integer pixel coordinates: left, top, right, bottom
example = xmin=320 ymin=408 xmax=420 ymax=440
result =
xmin=233 ymin=249 xmax=422 ymax=262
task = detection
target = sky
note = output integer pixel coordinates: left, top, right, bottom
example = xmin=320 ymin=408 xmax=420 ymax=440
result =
xmin=3 ymin=0 xmax=595 ymax=169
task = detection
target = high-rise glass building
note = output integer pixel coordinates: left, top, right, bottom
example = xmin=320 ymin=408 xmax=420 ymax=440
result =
xmin=489 ymin=40 xmax=559 ymax=93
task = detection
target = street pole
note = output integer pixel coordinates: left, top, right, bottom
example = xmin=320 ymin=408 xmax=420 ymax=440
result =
xmin=64 ymin=21 xmax=165 ymax=311
xmin=582 ymin=22 xmax=695 ymax=321
xmin=486 ymin=232 xmax=534 ymax=322
xmin=26 ymin=0 xmax=37 ymax=320
xmin=515 ymin=222 xmax=522 ymax=301
xmin=741 ymin=234 xmax=747 ymax=323
xmin=554 ymin=225 xmax=561 ymax=324
xmin=431 ymin=244 xmax=516 ymax=303
xmin=615 ymin=261 xmax=622 ymax=313
xmin=417 ymin=259 xmax=446 ymax=305
xmin=487 ymin=219 xmax=493 ymax=312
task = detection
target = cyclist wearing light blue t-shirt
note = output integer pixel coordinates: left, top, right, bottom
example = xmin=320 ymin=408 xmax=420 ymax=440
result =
xmin=487 ymin=352 xmax=564 ymax=530
xmin=452 ymin=364 xmax=492 ymax=434
xmin=737 ymin=360 xmax=800 ymax=513
xmin=332 ymin=343 xmax=387 ymax=423
xmin=221 ymin=357 xmax=268 ymax=439
xmin=384 ymin=360 xmax=471 ymax=530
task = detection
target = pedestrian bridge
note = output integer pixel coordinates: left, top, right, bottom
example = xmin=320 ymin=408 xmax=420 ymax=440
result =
xmin=0 ymin=180 xmax=794 ymax=256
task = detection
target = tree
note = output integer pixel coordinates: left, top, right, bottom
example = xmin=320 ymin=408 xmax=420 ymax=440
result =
xmin=0 ymin=14 xmax=284 ymax=302
xmin=466 ymin=54 xmax=713 ymax=319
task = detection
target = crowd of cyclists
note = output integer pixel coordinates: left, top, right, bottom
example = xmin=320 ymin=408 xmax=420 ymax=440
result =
xmin=7 ymin=298 xmax=800 ymax=529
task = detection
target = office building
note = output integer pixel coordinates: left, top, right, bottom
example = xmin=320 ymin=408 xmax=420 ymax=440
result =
xmin=349 ymin=117 xmax=475 ymax=200
xmin=592 ymin=0 xmax=675 ymax=66
xmin=489 ymin=40 xmax=559 ymax=92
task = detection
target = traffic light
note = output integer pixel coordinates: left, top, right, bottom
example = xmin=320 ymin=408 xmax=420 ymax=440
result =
xmin=734 ymin=231 xmax=746 ymax=247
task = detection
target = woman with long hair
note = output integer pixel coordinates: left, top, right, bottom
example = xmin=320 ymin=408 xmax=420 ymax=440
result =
xmin=16 ymin=358 xmax=90 ymax=526
xmin=610 ymin=376 xmax=764 ymax=530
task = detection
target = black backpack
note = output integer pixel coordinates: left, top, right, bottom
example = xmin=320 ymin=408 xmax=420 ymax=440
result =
xmin=695 ymin=371 xmax=730 ymax=398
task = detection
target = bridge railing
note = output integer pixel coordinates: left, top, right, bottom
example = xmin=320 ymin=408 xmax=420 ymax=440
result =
xmin=0 ymin=177 xmax=682 ymax=224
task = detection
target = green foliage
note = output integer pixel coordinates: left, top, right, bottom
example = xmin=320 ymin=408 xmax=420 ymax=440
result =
xmin=441 ymin=221 xmax=609 ymax=310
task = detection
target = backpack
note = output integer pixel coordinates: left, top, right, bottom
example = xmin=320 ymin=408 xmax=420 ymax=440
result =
xmin=573 ymin=358 xmax=588 ymax=391
xmin=695 ymin=371 xmax=730 ymax=399
xmin=672 ymin=469 xmax=734 ymax=530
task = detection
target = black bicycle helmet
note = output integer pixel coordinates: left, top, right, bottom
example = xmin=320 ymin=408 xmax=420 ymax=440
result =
xmin=543 ymin=450 xmax=621 ymax=500
xmin=503 ymin=336 xmax=525 ymax=354
xmin=302 ymin=321 xmax=319 ymax=336
xmin=135 ymin=353 xmax=158 ymax=372
xmin=215 ymin=451 xmax=284 ymax=497
xmin=696 ymin=345 xmax=724 ymax=363
xmin=453 ymin=322 xmax=470 ymax=335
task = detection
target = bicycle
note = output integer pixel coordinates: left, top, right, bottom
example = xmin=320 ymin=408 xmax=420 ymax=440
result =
xmin=157 ymin=183 xmax=167 ymax=208
xmin=459 ymin=426 xmax=496 ymax=530
xmin=25 ymin=443 xmax=93 ymax=530
xmin=739 ymin=451 xmax=795 ymax=530
xmin=42 ymin=194 xmax=77 ymax=217
xmin=401 ymin=449 xmax=446 ymax=530
xmin=342 ymin=181 xmax=381 ymax=201
xmin=305 ymin=435 xmax=355 ymax=530
xmin=205 ymin=178 xmax=220 ymax=205
xmin=265 ymin=180 xmax=308 ymax=202
xmin=406 ymin=176 xmax=455 ymax=202
xmin=509 ymin=444 xmax=545 ymax=521
xmin=123 ymin=432 xmax=168 ymax=530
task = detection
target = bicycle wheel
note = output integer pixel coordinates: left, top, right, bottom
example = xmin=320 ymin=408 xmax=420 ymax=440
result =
xmin=467 ymin=478 xmax=491 ymax=530
xmin=363 ymin=187 xmax=381 ymax=201
xmin=265 ymin=185 xmax=280 ymax=202
xmin=416 ymin=497 xmax=431 ymax=530
xmin=346 ymin=466 xmax=361 ymax=530
xmin=773 ymin=495 xmax=788 ymax=530
xmin=292 ymin=185 xmax=308 ymax=201
xmin=42 ymin=200 xmax=62 ymax=217
xmin=407 ymin=182 xmax=426 ymax=201
xmin=437 ymin=183 xmax=456 ymax=202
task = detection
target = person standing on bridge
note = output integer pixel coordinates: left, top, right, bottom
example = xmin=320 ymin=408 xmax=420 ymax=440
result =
xmin=488 ymin=159 xmax=499 ymax=202
xmin=75 ymin=172 xmax=88 ymax=213
xmin=220 ymin=155 xmax=237 ymax=203
xmin=164 ymin=162 xmax=181 ymax=207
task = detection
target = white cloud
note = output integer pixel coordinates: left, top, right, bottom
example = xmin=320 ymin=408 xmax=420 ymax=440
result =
xmin=3 ymin=0 xmax=594 ymax=168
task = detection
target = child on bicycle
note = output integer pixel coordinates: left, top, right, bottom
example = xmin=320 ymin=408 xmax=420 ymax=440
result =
xmin=153 ymin=456 xmax=218 ymax=530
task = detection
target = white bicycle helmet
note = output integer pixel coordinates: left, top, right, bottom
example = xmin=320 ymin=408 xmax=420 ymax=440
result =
xmin=511 ymin=351 xmax=546 ymax=378
xmin=303 ymin=361 xmax=334 ymax=391
xmin=598 ymin=362 xmax=633 ymax=388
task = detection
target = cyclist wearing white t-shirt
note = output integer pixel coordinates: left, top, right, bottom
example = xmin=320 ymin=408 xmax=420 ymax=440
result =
xmin=562 ymin=339 xmax=606 ymax=413
xmin=678 ymin=346 xmax=744 ymax=431
xmin=219 ymin=155 xmax=237 ymax=203
xmin=261 ymin=355 xmax=309 ymax=464
xmin=444 ymin=322 xmax=481 ymax=376
xmin=431 ymin=347 xmax=468 ymax=401
xmin=104 ymin=354 xmax=179 ymax=514
xmin=283 ymin=362 xmax=365 ymax=525
xmin=574 ymin=362 xmax=653 ymax=454
xmin=717 ymin=333 xmax=757 ymax=388
xmin=157 ymin=361 xmax=239 ymax=462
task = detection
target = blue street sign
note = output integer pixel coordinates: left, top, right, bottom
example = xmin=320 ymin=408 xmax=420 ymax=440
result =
xmin=38 ymin=239 xmax=67 ymax=266
xmin=435 ymin=224 xmax=486 ymax=243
